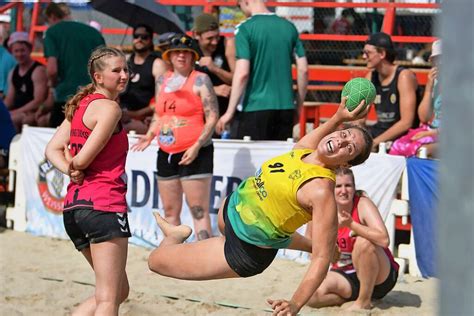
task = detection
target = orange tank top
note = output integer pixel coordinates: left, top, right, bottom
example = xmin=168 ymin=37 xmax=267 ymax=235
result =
xmin=155 ymin=70 xmax=204 ymax=153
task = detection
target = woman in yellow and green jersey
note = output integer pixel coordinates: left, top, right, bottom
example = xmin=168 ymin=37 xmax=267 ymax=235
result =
xmin=148 ymin=96 xmax=373 ymax=316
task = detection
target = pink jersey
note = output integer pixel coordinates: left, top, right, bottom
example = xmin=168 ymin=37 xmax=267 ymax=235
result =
xmin=63 ymin=93 xmax=129 ymax=213
xmin=332 ymin=196 xmax=399 ymax=272
xmin=155 ymin=70 xmax=205 ymax=154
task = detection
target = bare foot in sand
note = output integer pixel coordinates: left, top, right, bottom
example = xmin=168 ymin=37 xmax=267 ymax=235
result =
xmin=153 ymin=212 xmax=192 ymax=243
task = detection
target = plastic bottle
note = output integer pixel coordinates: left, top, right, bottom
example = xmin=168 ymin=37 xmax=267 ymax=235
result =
xmin=221 ymin=130 xmax=231 ymax=139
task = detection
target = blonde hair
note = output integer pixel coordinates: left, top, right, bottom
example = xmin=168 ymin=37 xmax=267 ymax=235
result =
xmin=64 ymin=46 xmax=126 ymax=121
xmin=335 ymin=167 xmax=368 ymax=197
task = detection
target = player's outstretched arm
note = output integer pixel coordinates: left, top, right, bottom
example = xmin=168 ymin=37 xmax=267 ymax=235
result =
xmin=268 ymin=179 xmax=337 ymax=315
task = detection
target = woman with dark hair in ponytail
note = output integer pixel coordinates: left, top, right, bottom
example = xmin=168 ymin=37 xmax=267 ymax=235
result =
xmin=45 ymin=46 xmax=130 ymax=315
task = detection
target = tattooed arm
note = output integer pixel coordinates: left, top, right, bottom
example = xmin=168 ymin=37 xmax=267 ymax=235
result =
xmin=195 ymin=73 xmax=219 ymax=145
xmin=131 ymin=74 xmax=164 ymax=151
xmin=178 ymin=73 xmax=219 ymax=165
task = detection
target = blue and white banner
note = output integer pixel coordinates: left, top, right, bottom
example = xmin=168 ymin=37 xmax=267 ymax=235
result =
xmin=20 ymin=127 xmax=405 ymax=258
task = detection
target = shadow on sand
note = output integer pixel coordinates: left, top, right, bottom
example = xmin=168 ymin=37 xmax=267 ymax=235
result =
xmin=374 ymin=290 xmax=422 ymax=309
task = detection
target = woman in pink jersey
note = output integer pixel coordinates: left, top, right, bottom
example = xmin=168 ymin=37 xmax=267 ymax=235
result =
xmin=307 ymin=167 xmax=399 ymax=310
xmin=45 ymin=46 xmax=130 ymax=315
xmin=133 ymin=34 xmax=219 ymax=240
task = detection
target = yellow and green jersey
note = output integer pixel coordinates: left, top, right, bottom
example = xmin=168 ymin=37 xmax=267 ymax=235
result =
xmin=227 ymin=149 xmax=335 ymax=248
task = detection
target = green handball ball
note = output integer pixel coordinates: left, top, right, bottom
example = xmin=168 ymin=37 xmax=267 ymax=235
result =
xmin=341 ymin=77 xmax=376 ymax=112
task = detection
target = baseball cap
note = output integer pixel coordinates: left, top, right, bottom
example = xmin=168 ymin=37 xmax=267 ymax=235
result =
xmin=430 ymin=40 xmax=442 ymax=59
xmin=366 ymin=32 xmax=394 ymax=51
xmin=7 ymin=32 xmax=31 ymax=49
xmin=162 ymin=34 xmax=200 ymax=62
xmin=193 ymin=13 xmax=219 ymax=34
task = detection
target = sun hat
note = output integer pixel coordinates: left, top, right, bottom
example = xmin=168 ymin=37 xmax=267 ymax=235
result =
xmin=161 ymin=34 xmax=200 ymax=62
xmin=7 ymin=32 xmax=31 ymax=49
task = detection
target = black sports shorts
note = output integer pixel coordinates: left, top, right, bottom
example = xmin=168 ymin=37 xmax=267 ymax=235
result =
xmin=156 ymin=143 xmax=213 ymax=180
xmin=63 ymin=208 xmax=131 ymax=251
xmin=332 ymin=264 xmax=398 ymax=301
xmin=222 ymin=196 xmax=278 ymax=277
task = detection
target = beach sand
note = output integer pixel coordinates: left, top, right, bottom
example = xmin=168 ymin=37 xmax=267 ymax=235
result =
xmin=0 ymin=229 xmax=438 ymax=315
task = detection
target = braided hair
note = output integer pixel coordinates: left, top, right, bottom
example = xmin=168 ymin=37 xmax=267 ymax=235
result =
xmin=64 ymin=46 xmax=126 ymax=121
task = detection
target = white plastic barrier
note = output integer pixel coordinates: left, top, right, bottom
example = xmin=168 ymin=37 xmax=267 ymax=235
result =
xmin=6 ymin=134 xmax=26 ymax=231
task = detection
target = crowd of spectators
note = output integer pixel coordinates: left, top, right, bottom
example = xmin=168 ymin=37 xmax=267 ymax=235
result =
xmin=1 ymin=3 xmax=441 ymax=152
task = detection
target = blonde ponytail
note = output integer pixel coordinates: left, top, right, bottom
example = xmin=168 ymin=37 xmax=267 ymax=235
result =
xmin=64 ymin=83 xmax=95 ymax=121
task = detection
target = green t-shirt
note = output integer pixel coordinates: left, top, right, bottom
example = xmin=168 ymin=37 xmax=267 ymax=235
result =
xmin=235 ymin=14 xmax=305 ymax=112
xmin=44 ymin=21 xmax=105 ymax=102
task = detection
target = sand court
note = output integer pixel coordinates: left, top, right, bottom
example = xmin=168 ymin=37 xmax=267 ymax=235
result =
xmin=1 ymin=229 xmax=437 ymax=315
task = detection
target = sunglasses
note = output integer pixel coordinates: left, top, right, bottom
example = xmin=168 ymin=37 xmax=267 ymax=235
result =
xmin=362 ymin=49 xmax=377 ymax=56
xmin=133 ymin=34 xmax=151 ymax=40
xmin=170 ymin=36 xmax=193 ymax=47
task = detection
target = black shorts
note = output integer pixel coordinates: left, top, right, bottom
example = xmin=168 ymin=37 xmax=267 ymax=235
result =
xmin=332 ymin=265 xmax=399 ymax=301
xmin=63 ymin=209 xmax=131 ymax=251
xmin=156 ymin=144 xmax=213 ymax=180
xmin=223 ymin=197 xmax=278 ymax=277
xmin=232 ymin=109 xmax=294 ymax=141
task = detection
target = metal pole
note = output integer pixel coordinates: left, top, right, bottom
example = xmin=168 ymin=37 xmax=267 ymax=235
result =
xmin=439 ymin=1 xmax=474 ymax=315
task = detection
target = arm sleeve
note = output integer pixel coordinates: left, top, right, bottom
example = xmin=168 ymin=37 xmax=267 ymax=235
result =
xmin=235 ymin=24 xmax=250 ymax=60
xmin=43 ymin=29 xmax=58 ymax=58
xmin=294 ymin=27 xmax=306 ymax=58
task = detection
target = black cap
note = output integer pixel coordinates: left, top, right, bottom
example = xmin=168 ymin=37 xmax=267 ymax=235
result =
xmin=366 ymin=32 xmax=394 ymax=50
xmin=162 ymin=34 xmax=200 ymax=62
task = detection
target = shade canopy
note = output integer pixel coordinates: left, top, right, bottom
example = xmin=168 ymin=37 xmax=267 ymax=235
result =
xmin=91 ymin=0 xmax=184 ymax=35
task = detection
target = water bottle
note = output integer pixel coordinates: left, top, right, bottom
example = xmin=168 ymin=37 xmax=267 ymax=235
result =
xmin=221 ymin=130 xmax=231 ymax=139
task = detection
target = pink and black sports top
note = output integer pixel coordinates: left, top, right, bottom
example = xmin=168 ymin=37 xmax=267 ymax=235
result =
xmin=63 ymin=93 xmax=129 ymax=213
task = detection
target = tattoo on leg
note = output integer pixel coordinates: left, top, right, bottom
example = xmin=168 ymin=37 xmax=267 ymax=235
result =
xmin=197 ymin=230 xmax=210 ymax=240
xmin=190 ymin=205 xmax=205 ymax=220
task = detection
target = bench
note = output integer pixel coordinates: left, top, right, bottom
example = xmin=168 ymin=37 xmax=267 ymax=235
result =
xmin=295 ymin=65 xmax=430 ymax=137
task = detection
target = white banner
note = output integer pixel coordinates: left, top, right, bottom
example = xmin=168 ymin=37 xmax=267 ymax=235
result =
xmin=20 ymin=127 xmax=405 ymax=258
